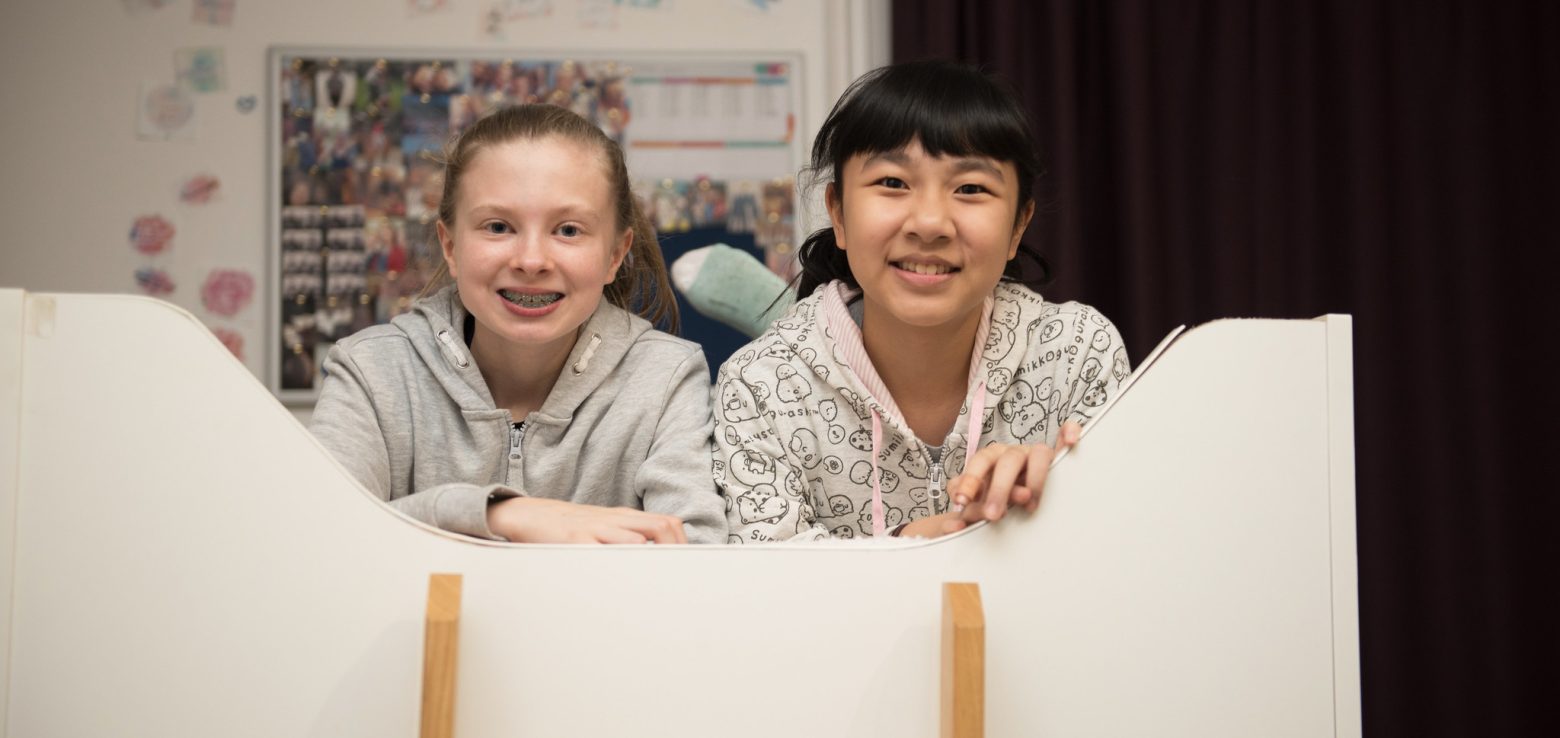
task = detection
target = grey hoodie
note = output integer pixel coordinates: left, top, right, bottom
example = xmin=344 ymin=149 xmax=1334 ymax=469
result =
xmin=309 ymin=285 xmax=727 ymax=543
xmin=713 ymin=280 xmax=1130 ymax=543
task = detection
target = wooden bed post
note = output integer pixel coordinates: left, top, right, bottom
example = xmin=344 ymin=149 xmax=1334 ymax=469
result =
xmin=420 ymin=573 xmax=463 ymax=738
xmin=942 ymin=582 xmax=985 ymax=738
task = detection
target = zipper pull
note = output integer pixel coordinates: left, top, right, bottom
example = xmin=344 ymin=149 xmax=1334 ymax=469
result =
xmin=509 ymin=421 xmax=525 ymax=460
xmin=928 ymin=462 xmax=945 ymax=503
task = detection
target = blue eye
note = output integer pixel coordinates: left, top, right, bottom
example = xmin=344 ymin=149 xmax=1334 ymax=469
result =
xmin=557 ymin=223 xmax=582 ymax=238
xmin=481 ymin=221 xmax=512 ymax=235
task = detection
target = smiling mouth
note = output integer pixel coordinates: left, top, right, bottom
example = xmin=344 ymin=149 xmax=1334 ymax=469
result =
xmin=500 ymin=289 xmax=563 ymax=308
xmin=892 ymin=261 xmax=958 ymax=276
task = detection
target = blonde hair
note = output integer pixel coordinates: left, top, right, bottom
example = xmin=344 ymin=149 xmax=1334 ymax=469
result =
xmin=429 ymin=104 xmax=677 ymax=332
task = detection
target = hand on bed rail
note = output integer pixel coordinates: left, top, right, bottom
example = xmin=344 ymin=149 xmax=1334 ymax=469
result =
xmin=898 ymin=422 xmax=1083 ymax=539
xmin=487 ymin=498 xmax=689 ymax=544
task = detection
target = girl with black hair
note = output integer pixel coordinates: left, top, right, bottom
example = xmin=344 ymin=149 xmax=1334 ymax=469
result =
xmin=713 ymin=60 xmax=1130 ymax=542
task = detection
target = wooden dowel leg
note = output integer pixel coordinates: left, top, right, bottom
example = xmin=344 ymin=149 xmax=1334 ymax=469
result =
xmin=420 ymin=573 xmax=463 ymax=738
xmin=942 ymin=582 xmax=985 ymax=738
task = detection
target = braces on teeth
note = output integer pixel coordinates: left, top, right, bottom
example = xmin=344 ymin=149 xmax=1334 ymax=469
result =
xmin=503 ymin=291 xmax=561 ymax=308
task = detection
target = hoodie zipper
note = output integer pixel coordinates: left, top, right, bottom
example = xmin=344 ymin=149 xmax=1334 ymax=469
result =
xmin=508 ymin=420 xmax=526 ymax=461
xmin=928 ymin=460 xmax=946 ymax=511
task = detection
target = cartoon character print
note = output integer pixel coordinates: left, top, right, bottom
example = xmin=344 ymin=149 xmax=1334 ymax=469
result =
xmin=848 ymin=461 xmax=899 ymax=493
xmin=906 ymin=486 xmax=932 ymax=521
xmin=775 ymin=364 xmax=813 ymax=404
xmin=848 ymin=428 xmax=873 ymax=453
xmin=711 ymin=458 xmax=727 ymax=485
xmin=986 ymin=366 xmax=1013 ymax=395
xmin=1089 ymin=327 xmax=1112 ymax=353
xmin=720 ymin=383 xmax=757 ymax=423
xmin=820 ymin=456 xmax=845 ymax=475
xmin=736 ymin=484 xmax=789 ymax=525
xmin=728 ymin=449 xmax=777 ymax=487
xmin=899 ymin=447 xmax=929 ymax=480
xmin=827 ymin=424 xmax=846 ymax=444
xmin=857 ymin=502 xmax=904 ymax=536
xmin=983 ymin=301 xmax=1021 ymax=364
xmin=1081 ymin=380 xmax=1109 ymax=408
xmin=828 ymin=494 xmax=854 ymax=518
xmin=1036 ymin=318 xmax=1064 ymax=345
xmin=722 ymin=425 xmax=741 ymax=446
xmin=1112 ymin=346 xmax=1130 ymax=382
xmin=788 ymin=428 xmax=822 ymax=469
xmin=818 ymin=399 xmax=838 ymax=423
xmin=838 ymin=387 xmax=871 ymax=420
xmin=830 ymin=525 xmax=855 ymax=539
xmin=999 ymin=377 xmax=1054 ymax=441
xmin=1079 ymin=356 xmax=1103 ymax=385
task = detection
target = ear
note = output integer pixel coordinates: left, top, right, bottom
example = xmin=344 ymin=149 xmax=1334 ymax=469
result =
xmin=825 ymin=181 xmax=846 ymax=251
xmin=606 ymin=227 xmax=632 ymax=284
xmin=1008 ymin=200 xmax=1036 ymax=260
xmin=437 ymin=219 xmax=458 ymax=277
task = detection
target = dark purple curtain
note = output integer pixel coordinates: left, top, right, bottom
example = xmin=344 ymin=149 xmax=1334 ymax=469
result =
xmin=894 ymin=2 xmax=1556 ymax=735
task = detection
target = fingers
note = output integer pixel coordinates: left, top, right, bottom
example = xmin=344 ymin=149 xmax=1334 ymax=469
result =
xmin=1020 ymin=443 xmax=1054 ymax=512
xmin=615 ymin=509 xmax=688 ymax=544
xmin=1056 ymin=421 xmax=1082 ymax=451
xmin=978 ymin=447 xmax=1030 ymax=521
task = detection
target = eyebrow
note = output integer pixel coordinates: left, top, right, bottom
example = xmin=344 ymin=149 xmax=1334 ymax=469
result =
xmin=861 ymin=150 xmax=1006 ymax=179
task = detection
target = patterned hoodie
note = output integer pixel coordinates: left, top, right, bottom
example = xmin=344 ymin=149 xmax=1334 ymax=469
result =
xmin=713 ymin=279 xmax=1130 ymax=543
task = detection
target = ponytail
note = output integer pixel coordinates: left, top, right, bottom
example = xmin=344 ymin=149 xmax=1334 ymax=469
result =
xmin=793 ymin=226 xmax=855 ymax=300
xmin=604 ymin=196 xmax=680 ymax=333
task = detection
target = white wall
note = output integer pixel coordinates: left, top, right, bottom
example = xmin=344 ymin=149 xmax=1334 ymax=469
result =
xmin=0 ymin=0 xmax=889 ymax=407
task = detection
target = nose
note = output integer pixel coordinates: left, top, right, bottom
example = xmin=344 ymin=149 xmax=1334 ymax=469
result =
xmin=507 ymin=229 xmax=553 ymax=273
xmin=905 ymin=189 xmax=954 ymax=243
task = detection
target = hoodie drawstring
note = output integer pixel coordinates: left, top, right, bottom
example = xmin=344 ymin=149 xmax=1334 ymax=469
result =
xmin=572 ymin=333 xmax=602 ymax=375
xmin=434 ymin=329 xmax=469 ymax=368
xmin=871 ymin=380 xmax=988 ymax=536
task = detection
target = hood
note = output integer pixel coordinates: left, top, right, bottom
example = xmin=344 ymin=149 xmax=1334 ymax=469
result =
xmin=395 ymin=285 xmax=651 ymax=424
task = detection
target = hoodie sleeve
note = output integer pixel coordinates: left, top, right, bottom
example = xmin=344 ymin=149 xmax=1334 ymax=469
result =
xmin=634 ymin=349 xmax=729 ymax=544
xmin=712 ymin=364 xmax=831 ymax=544
xmin=309 ymin=343 xmax=517 ymax=540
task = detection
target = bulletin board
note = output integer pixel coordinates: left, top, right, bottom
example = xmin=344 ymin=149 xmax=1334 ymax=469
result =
xmin=268 ymin=47 xmax=804 ymax=403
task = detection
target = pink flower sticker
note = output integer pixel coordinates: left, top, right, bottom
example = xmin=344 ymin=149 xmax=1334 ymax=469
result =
xmin=201 ymin=269 xmax=255 ymax=317
xmin=180 ymin=174 xmax=221 ymax=204
xmin=134 ymin=267 xmax=176 ymax=296
xmin=212 ymin=327 xmax=245 ymax=361
xmin=130 ymin=215 xmax=175 ymax=255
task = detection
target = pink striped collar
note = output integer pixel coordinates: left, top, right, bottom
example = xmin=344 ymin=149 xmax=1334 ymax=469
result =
xmin=818 ymin=281 xmax=994 ymax=436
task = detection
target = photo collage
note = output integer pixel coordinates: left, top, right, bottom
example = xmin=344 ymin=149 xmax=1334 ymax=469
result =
xmin=275 ymin=54 xmax=798 ymax=393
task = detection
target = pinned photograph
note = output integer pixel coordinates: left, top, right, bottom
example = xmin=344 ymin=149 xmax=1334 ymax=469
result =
xmin=137 ymin=82 xmax=196 ymax=141
xmin=191 ymin=0 xmax=236 ymax=27
xmin=176 ymin=47 xmax=226 ymax=93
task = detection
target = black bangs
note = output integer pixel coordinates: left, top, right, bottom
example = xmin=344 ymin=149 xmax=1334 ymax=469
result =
xmin=810 ymin=60 xmax=1042 ymax=205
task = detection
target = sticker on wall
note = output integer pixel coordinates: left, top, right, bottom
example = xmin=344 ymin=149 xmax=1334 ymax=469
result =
xmin=180 ymin=174 xmax=222 ymax=204
xmin=201 ymin=269 xmax=256 ymax=317
xmin=235 ymin=94 xmax=257 ymax=113
xmin=137 ymin=82 xmax=196 ymax=142
xmin=191 ymin=0 xmax=236 ymax=26
xmin=176 ymin=47 xmax=227 ymax=94
xmin=130 ymin=215 xmax=176 ymax=256
xmin=134 ymin=267 xmax=177 ymax=297
xmin=122 ymin=0 xmax=173 ymax=15
xmin=211 ymin=327 xmax=245 ymax=361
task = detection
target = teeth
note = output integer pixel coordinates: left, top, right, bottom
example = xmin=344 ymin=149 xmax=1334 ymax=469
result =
xmin=896 ymin=261 xmax=953 ymax=275
xmin=501 ymin=290 xmax=562 ymax=308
